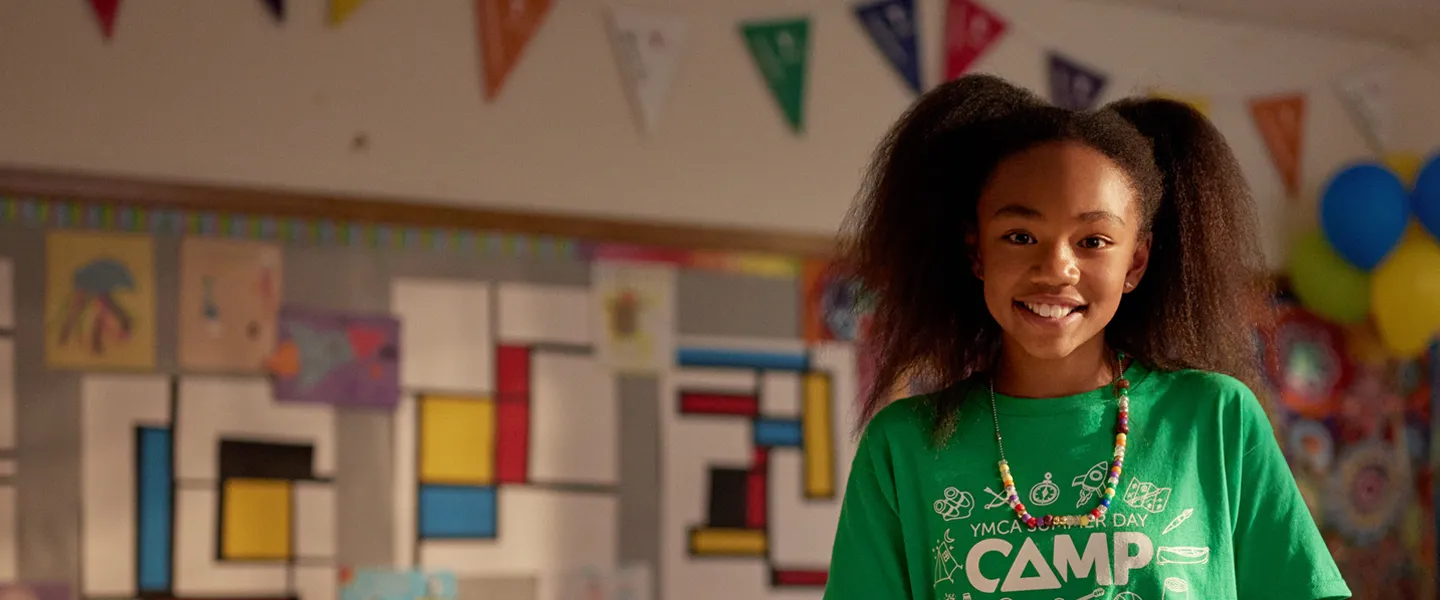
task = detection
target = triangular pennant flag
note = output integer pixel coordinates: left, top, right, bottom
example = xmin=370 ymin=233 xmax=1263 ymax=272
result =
xmin=1148 ymin=89 xmax=1210 ymax=117
xmin=89 ymin=0 xmax=121 ymax=40
xmin=943 ymin=0 xmax=1007 ymax=80
xmin=262 ymin=0 xmax=285 ymax=23
xmin=607 ymin=9 xmax=688 ymax=135
xmin=1249 ymin=93 xmax=1307 ymax=198
xmin=741 ymin=18 xmax=811 ymax=133
xmin=477 ymin=0 xmax=553 ymax=101
xmin=1335 ymin=68 xmax=1391 ymax=153
xmin=854 ymin=0 xmax=922 ymax=94
xmin=1047 ymin=52 xmax=1106 ymax=111
xmin=329 ymin=0 xmax=366 ymax=27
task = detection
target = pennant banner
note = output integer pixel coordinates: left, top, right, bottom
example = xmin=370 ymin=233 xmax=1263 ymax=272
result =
xmin=854 ymin=0 xmax=922 ymax=94
xmin=329 ymin=0 xmax=366 ymax=26
xmin=1336 ymin=68 xmax=1392 ymax=153
xmin=1149 ymin=89 xmax=1211 ymax=117
xmin=89 ymin=0 xmax=121 ymax=40
xmin=1250 ymin=94 xmax=1307 ymax=198
xmin=263 ymin=0 xmax=285 ymax=23
xmin=1047 ymin=52 xmax=1106 ymax=111
xmin=741 ymin=18 xmax=811 ymax=133
xmin=608 ymin=10 xmax=688 ymax=135
xmin=478 ymin=0 xmax=553 ymax=100
xmin=944 ymin=0 xmax=1007 ymax=80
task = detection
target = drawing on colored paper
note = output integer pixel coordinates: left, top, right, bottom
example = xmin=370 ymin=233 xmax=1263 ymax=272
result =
xmin=801 ymin=261 xmax=870 ymax=343
xmin=44 ymin=232 xmax=156 ymax=370
xmin=555 ymin=565 xmax=653 ymax=600
xmin=677 ymin=345 xmax=835 ymax=588
xmin=178 ymin=238 xmax=283 ymax=372
xmin=593 ymin=262 xmax=675 ymax=373
xmin=0 ymin=582 xmax=70 ymax=600
xmin=340 ymin=568 xmax=457 ymax=600
xmin=266 ymin=307 xmax=400 ymax=408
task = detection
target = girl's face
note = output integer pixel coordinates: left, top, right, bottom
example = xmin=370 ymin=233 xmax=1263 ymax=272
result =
xmin=972 ymin=141 xmax=1151 ymax=362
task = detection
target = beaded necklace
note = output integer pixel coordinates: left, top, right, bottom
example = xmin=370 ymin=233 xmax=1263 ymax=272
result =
xmin=988 ymin=351 xmax=1130 ymax=529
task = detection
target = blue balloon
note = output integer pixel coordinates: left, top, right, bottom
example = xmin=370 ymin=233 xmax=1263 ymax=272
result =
xmin=1319 ymin=163 xmax=1408 ymax=271
xmin=1413 ymin=153 xmax=1440 ymax=240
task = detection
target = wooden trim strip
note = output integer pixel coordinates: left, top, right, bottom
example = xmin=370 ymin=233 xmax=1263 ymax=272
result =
xmin=0 ymin=166 xmax=839 ymax=257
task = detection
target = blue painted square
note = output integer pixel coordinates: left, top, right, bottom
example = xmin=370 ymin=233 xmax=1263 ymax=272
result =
xmin=137 ymin=427 xmax=172 ymax=591
xmin=676 ymin=348 xmax=809 ymax=371
xmin=418 ymin=485 xmax=496 ymax=539
xmin=754 ymin=418 xmax=803 ymax=447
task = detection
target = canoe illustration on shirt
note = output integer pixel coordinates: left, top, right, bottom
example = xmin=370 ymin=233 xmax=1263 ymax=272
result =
xmin=1156 ymin=545 xmax=1210 ymax=565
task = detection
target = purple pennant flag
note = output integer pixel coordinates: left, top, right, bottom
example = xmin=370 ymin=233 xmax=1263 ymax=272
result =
xmin=262 ymin=0 xmax=284 ymax=23
xmin=1048 ymin=52 xmax=1106 ymax=111
xmin=854 ymin=0 xmax=922 ymax=94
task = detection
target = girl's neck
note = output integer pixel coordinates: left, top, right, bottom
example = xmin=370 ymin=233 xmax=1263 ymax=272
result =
xmin=994 ymin=336 xmax=1115 ymax=399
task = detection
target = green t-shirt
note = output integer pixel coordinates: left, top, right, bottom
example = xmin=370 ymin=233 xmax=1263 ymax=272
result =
xmin=825 ymin=362 xmax=1350 ymax=600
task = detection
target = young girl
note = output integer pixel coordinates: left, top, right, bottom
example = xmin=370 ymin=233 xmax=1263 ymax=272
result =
xmin=824 ymin=75 xmax=1349 ymax=599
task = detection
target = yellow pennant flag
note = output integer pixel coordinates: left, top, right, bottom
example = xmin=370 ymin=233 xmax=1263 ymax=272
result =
xmin=1148 ymin=89 xmax=1210 ymax=117
xmin=329 ymin=0 xmax=367 ymax=26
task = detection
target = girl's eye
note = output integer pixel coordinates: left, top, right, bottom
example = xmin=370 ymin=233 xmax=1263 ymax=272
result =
xmin=1079 ymin=237 xmax=1111 ymax=249
xmin=1005 ymin=232 xmax=1036 ymax=245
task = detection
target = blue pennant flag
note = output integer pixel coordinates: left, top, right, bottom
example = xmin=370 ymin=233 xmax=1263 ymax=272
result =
xmin=1048 ymin=52 xmax=1107 ymax=111
xmin=855 ymin=0 xmax=921 ymax=94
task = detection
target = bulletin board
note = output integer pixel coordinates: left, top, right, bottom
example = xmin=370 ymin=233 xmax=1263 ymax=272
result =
xmin=0 ymin=167 xmax=856 ymax=600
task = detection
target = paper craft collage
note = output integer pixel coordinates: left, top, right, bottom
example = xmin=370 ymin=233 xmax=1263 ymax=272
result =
xmin=0 ymin=205 xmax=865 ymax=600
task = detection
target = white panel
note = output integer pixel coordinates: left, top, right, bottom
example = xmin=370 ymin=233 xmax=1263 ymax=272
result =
xmin=672 ymin=368 xmax=757 ymax=393
xmin=0 ymin=339 xmax=13 ymax=450
xmin=770 ymin=452 xmax=840 ymax=566
xmin=392 ymin=278 xmax=493 ymax=393
xmin=80 ymin=374 xmax=171 ymax=597
xmin=392 ymin=395 xmax=417 ymax=568
xmin=496 ymin=283 xmax=592 ymax=346
xmin=173 ymin=488 xmax=288 ymax=595
xmin=0 ymin=258 xmax=12 ymax=329
xmin=760 ymin=371 xmax=802 ymax=417
xmin=294 ymin=482 xmax=336 ymax=559
xmin=295 ymin=564 xmax=338 ymax=600
xmin=530 ymin=353 xmax=617 ymax=484
xmin=418 ymin=487 xmax=616 ymax=577
xmin=0 ymin=486 xmax=15 ymax=581
xmin=176 ymin=376 xmax=335 ymax=480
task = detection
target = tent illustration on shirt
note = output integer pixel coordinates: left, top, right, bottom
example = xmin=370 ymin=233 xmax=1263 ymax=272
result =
xmin=933 ymin=529 xmax=961 ymax=586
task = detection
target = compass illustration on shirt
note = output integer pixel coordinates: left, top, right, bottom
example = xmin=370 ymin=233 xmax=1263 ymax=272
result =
xmin=1029 ymin=472 xmax=1060 ymax=506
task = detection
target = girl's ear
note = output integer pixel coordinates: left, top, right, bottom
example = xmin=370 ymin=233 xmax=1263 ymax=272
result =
xmin=966 ymin=231 xmax=983 ymax=280
xmin=1125 ymin=233 xmax=1152 ymax=292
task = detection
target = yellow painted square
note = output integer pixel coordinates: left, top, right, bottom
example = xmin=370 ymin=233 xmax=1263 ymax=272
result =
xmin=803 ymin=372 xmax=835 ymax=498
xmin=221 ymin=478 xmax=291 ymax=560
xmin=420 ymin=395 xmax=495 ymax=485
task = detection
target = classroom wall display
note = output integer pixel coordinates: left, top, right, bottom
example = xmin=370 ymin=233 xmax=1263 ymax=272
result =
xmin=0 ymin=197 xmax=861 ymax=600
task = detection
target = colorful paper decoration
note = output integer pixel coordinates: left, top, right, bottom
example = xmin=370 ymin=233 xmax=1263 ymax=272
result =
xmin=943 ymin=0 xmax=1007 ymax=80
xmin=477 ymin=0 xmax=553 ymax=101
xmin=328 ymin=0 xmax=366 ymax=27
xmin=593 ymin=261 xmax=676 ymax=373
xmin=854 ymin=0 xmax=922 ymax=94
xmin=266 ymin=307 xmax=401 ymax=408
xmin=607 ymin=9 xmax=689 ymax=135
xmin=44 ymin=231 xmax=157 ymax=370
xmin=89 ymin=0 xmax=121 ymax=40
xmin=1336 ymin=68 xmax=1392 ymax=153
xmin=1250 ymin=93 xmax=1307 ymax=198
xmin=262 ymin=0 xmax=285 ymax=23
xmin=740 ymin=17 xmax=811 ymax=133
xmin=1047 ymin=52 xmax=1106 ymax=111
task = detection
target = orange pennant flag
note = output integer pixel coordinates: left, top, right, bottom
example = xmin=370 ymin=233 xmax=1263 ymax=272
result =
xmin=1250 ymin=93 xmax=1307 ymax=198
xmin=329 ymin=0 xmax=366 ymax=27
xmin=477 ymin=0 xmax=553 ymax=101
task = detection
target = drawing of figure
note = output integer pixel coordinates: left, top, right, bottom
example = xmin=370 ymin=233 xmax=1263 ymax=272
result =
xmin=56 ymin=258 xmax=136 ymax=354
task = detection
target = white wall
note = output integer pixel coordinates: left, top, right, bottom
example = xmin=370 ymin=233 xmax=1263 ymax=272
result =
xmin=1 ymin=0 xmax=1438 ymax=266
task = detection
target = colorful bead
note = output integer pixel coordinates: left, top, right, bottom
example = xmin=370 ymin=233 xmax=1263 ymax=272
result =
xmin=1043 ymin=515 xmax=1054 ymax=527
xmin=1100 ymin=498 xmax=1111 ymax=508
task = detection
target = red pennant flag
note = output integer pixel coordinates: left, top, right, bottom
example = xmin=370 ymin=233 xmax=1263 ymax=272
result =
xmin=477 ymin=0 xmax=553 ymax=101
xmin=944 ymin=0 xmax=1007 ymax=80
xmin=89 ymin=0 xmax=121 ymax=40
xmin=1249 ymin=94 xmax=1307 ymax=198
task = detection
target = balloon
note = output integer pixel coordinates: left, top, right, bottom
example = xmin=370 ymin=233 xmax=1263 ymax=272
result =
xmin=1319 ymin=163 xmax=1409 ymax=271
xmin=1412 ymin=152 xmax=1440 ymax=240
xmin=1288 ymin=230 xmax=1371 ymax=324
xmin=1383 ymin=152 xmax=1425 ymax=186
xmin=1370 ymin=229 xmax=1440 ymax=358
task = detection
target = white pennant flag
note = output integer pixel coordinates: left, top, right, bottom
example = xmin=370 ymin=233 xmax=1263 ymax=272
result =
xmin=607 ymin=9 xmax=688 ymax=135
xmin=1335 ymin=67 xmax=1392 ymax=152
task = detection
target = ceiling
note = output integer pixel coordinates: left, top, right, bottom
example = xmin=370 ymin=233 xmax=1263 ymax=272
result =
xmin=1088 ymin=0 xmax=1440 ymax=46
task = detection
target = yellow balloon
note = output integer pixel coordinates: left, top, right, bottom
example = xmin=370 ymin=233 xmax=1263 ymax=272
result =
xmin=1371 ymin=229 xmax=1440 ymax=357
xmin=1383 ymin=152 xmax=1424 ymax=186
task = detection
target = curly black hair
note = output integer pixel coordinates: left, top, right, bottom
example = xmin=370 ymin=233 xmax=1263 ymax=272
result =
xmin=842 ymin=74 xmax=1271 ymax=432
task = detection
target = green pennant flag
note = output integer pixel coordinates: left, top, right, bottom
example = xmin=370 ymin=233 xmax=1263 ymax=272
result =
xmin=741 ymin=17 xmax=810 ymax=133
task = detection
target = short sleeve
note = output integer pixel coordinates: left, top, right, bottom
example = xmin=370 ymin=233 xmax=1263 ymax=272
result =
xmin=823 ymin=421 xmax=910 ymax=599
xmin=1231 ymin=387 xmax=1351 ymax=599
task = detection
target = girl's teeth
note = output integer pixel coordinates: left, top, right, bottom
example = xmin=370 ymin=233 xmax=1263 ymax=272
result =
xmin=1024 ymin=303 xmax=1075 ymax=318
